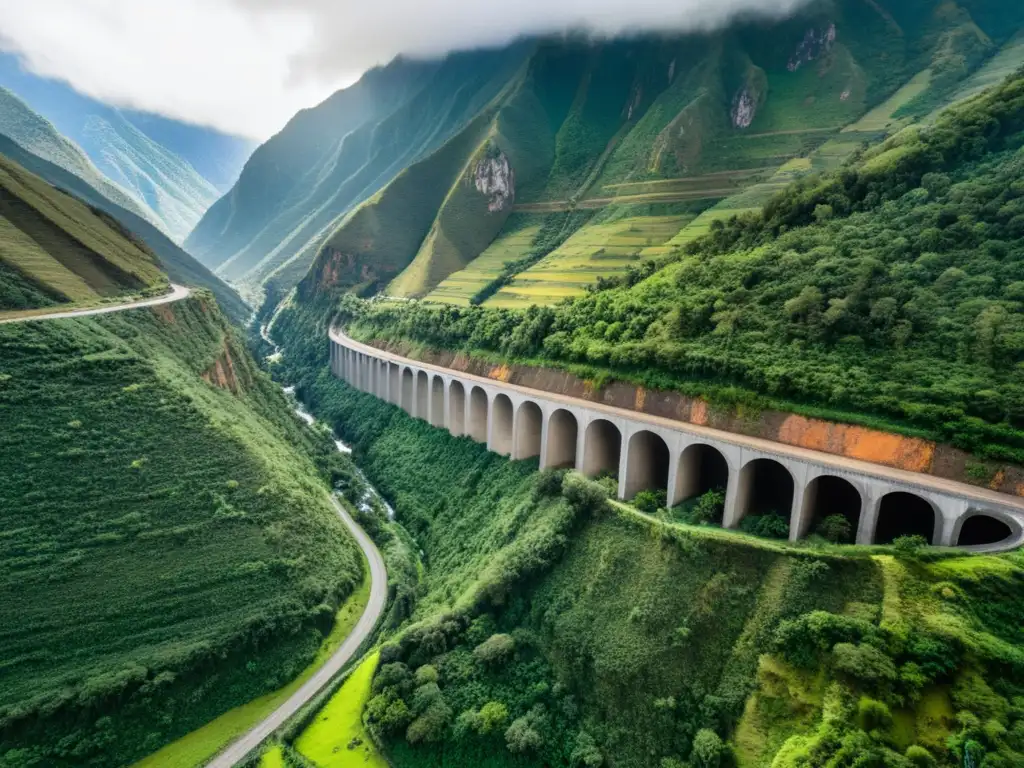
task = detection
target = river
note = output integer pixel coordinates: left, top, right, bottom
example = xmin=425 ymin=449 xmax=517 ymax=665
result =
xmin=263 ymin=321 xmax=394 ymax=519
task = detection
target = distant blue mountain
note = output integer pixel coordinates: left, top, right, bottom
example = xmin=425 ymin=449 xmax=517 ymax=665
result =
xmin=0 ymin=53 xmax=255 ymax=193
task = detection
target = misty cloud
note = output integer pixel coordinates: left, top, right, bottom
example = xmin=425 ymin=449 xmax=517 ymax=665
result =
xmin=0 ymin=0 xmax=811 ymax=139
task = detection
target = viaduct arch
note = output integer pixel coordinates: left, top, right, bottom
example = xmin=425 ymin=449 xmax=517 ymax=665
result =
xmin=329 ymin=329 xmax=1024 ymax=554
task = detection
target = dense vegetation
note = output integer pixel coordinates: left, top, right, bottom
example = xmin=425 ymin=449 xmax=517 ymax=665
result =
xmin=270 ymin=331 xmax=1024 ymax=767
xmin=344 ymin=70 xmax=1024 ymax=463
xmin=0 ymin=296 xmax=361 ymax=767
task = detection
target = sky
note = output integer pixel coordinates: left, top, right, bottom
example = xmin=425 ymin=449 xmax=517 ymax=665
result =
xmin=0 ymin=0 xmax=810 ymax=141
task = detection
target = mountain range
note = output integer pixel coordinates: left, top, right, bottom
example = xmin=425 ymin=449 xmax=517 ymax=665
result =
xmin=0 ymin=53 xmax=255 ymax=241
xmin=186 ymin=0 xmax=1024 ymax=302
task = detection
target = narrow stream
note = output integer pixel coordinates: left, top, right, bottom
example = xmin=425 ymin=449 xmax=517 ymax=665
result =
xmin=262 ymin=320 xmax=394 ymax=519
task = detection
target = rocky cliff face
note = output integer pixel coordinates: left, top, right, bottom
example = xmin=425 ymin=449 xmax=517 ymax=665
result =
xmin=474 ymin=151 xmax=514 ymax=212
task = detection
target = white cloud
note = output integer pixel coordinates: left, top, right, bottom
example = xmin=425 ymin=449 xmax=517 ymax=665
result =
xmin=0 ymin=0 xmax=810 ymax=140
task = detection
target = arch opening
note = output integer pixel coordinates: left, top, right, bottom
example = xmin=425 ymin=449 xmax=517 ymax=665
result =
xmin=582 ymin=419 xmax=622 ymax=480
xmin=624 ymin=430 xmax=670 ymax=501
xmin=415 ymin=371 xmax=429 ymax=420
xmin=401 ymin=368 xmax=414 ymax=414
xmin=389 ymin=362 xmax=401 ymax=404
xmin=430 ymin=376 xmax=445 ymax=428
xmin=448 ymin=380 xmax=466 ymax=436
xmin=736 ymin=458 xmax=794 ymax=538
xmin=675 ymin=443 xmax=729 ymax=505
xmin=545 ymin=409 xmax=578 ymax=469
xmin=514 ymin=401 xmax=543 ymax=460
xmin=874 ymin=492 xmax=936 ymax=545
xmin=956 ymin=514 xmax=1013 ymax=547
xmin=468 ymin=387 xmax=488 ymax=443
xmin=802 ymin=475 xmax=862 ymax=543
xmin=491 ymin=394 xmax=514 ymax=456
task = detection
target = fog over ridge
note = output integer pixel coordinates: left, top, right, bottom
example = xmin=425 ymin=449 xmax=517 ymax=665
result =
xmin=0 ymin=0 xmax=812 ymax=139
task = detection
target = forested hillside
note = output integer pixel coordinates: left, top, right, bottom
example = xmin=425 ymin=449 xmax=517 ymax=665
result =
xmin=260 ymin=315 xmax=1024 ymax=768
xmin=0 ymin=294 xmax=362 ymax=767
xmin=0 ymin=133 xmax=249 ymax=323
xmin=0 ymin=151 xmax=167 ymax=312
xmin=338 ymin=67 xmax=1024 ymax=469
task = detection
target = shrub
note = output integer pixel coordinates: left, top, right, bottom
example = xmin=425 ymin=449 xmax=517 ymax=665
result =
xmin=562 ymin=473 xmax=608 ymax=513
xmin=857 ymin=697 xmax=893 ymax=731
xmin=740 ymin=512 xmax=790 ymax=539
xmin=505 ymin=716 xmax=543 ymax=753
xmin=478 ymin=701 xmax=509 ymax=734
xmin=406 ymin=699 xmax=452 ymax=744
xmin=571 ymin=730 xmax=604 ymax=767
xmin=633 ymin=489 xmax=666 ymax=514
xmin=414 ymin=664 xmax=439 ymax=685
xmin=690 ymin=729 xmax=724 ymax=768
xmin=692 ymin=489 xmax=725 ymax=524
xmin=832 ymin=643 xmax=897 ymax=683
xmin=892 ymin=535 xmax=929 ymax=558
xmin=816 ymin=514 xmax=852 ymax=543
xmin=905 ymin=745 xmax=936 ymax=767
xmin=473 ymin=633 xmax=516 ymax=665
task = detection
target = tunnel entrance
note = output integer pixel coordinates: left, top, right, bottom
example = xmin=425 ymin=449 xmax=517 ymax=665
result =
xmin=415 ymin=371 xmax=429 ymax=420
xmin=802 ymin=475 xmax=862 ymax=542
xmin=736 ymin=458 xmax=794 ymax=536
xmin=430 ymin=376 xmax=445 ymax=427
xmin=956 ymin=514 xmax=1013 ymax=547
xmin=448 ymin=380 xmax=466 ymax=436
xmin=675 ymin=443 xmax=729 ymax=504
xmin=624 ymin=430 xmax=670 ymax=500
xmin=389 ymin=363 xmax=401 ymax=404
xmin=546 ymin=409 xmax=578 ymax=469
xmin=582 ymin=419 xmax=622 ymax=480
xmin=469 ymin=387 xmax=488 ymax=443
xmin=514 ymin=401 xmax=542 ymax=460
xmin=401 ymin=368 xmax=414 ymax=413
xmin=491 ymin=394 xmax=514 ymax=456
xmin=873 ymin=492 xmax=936 ymax=545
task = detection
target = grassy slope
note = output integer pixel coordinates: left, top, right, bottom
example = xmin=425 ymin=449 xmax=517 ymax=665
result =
xmin=0 ymin=87 xmax=159 ymax=231
xmin=0 ymin=133 xmax=250 ymax=323
xmin=0 ymin=152 xmax=167 ymax=311
xmin=0 ymin=295 xmax=361 ymax=767
xmin=281 ymin=367 xmax=1024 ymax=768
xmin=134 ymin=567 xmax=373 ymax=768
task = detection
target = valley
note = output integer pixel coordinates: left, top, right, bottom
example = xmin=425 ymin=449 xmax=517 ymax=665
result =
xmin=3 ymin=1 xmax=1024 ymax=767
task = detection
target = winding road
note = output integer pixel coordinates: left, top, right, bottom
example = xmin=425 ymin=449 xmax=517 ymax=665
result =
xmin=0 ymin=282 xmax=191 ymax=324
xmin=206 ymin=495 xmax=388 ymax=767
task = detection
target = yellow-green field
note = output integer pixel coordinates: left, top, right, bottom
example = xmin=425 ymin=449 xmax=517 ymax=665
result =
xmin=422 ymin=225 xmax=540 ymax=305
xmin=132 ymin=564 xmax=372 ymax=768
xmin=843 ymin=69 xmax=932 ymax=133
xmin=295 ymin=652 xmax=386 ymax=768
xmin=258 ymin=744 xmax=286 ymax=768
xmin=0 ymin=214 xmax=96 ymax=301
xmin=486 ymin=215 xmax=689 ymax=306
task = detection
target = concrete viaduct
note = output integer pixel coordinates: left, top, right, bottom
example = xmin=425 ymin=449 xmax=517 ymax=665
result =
xmin=329 ymin=329 xmax=1024 ymax=553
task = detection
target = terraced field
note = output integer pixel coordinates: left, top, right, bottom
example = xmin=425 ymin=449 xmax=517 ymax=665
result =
xmin=485 ymin=214 xmax=690 ymax=307
xmin=422 ymin=224 xmax=540 ymax=305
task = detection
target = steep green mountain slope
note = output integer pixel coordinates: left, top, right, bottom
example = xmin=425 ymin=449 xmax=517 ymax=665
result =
xmin=0 ymin=152 xmax=167 ymax=312
xmin=0 ymin=295 xmax=362 ymax=767
xmin=258 ymin=314 xmax=1024 ymax=768
xmin=0 ymin=133 xmax=249 ymax=323
xmin=80 ymin=111 xmax=220 ymax=243
xmin=186 ymin=45 xmax=532 ymax=288
xmin=0 ymin=87 xmax=162 ymax=232
xmin=340 ymin=66 xmax=1024 ymax=468
xmin=296 ymin=0 xmax=1024 ymax=304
